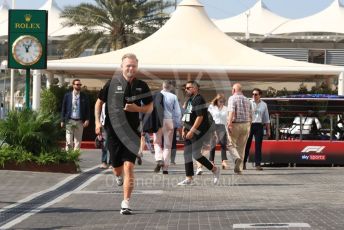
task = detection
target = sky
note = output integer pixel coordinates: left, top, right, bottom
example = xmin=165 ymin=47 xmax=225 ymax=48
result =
xmin=5 ymin=0 xmax=344 ymax=19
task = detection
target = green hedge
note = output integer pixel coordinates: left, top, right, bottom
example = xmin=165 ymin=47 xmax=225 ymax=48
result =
xmin=0 ymin=109 xmax=80 ymax=167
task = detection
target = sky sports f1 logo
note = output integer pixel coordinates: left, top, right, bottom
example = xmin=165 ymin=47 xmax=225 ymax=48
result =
xmin=301 ymin=146 xmax=325 ymax=153
xmin=301 ymin=146 xmax=326 ymax=161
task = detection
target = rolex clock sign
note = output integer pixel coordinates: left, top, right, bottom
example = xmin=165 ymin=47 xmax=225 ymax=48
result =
xmin=8 ymin=10 xmax=47 ymax=69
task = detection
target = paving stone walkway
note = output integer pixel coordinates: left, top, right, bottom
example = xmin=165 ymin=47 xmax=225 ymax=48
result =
xmin=1 ymin=149 xmax=343 ymax=229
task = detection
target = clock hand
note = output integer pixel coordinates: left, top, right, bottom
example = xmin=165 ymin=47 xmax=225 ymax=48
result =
xmin=23 ymin=44 xmax=30 ymax=53
xmin=23 ymin=41 xmax=32 ymax=53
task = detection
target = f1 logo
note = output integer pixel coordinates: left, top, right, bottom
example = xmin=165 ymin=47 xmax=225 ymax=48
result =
xmin=301 ymin=146 xmax=325 ymax=153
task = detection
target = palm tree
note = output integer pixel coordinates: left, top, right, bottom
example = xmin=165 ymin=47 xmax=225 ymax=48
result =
xmin=60 ymin=0 xmax=173 ymax=58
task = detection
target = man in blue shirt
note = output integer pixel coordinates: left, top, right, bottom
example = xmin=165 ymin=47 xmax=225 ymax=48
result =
xmin=153 ymin=80 xmax=182 ymax=174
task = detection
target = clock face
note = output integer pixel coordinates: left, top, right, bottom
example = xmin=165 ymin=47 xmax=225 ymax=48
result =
xmin=12 ymin=35 xmax=43 ymax=66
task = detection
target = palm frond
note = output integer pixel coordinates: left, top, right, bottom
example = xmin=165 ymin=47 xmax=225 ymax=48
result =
xmin=60 ymin=0 xmax=173 ymax=57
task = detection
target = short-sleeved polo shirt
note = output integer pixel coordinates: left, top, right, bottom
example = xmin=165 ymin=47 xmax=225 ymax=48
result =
xmin=183 ymin=94 xmax=208 ymax=136
xmin=98 ymin=76 xmax=153 ymax=132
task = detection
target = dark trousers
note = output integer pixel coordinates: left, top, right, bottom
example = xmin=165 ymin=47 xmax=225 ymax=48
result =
xmin=244 ymin=123 xmax=264 ymax=166
xmin=184 ymin=138 xmax=213 ymax=177
xmin=170 ymin=128 xmax=177 ymax=163
xmin=209 ymin=124 xmax=227 ymax=162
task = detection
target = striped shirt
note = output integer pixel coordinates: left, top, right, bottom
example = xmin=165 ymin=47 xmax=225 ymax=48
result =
xmin=227 ymin=94 xmax=251 ymax=122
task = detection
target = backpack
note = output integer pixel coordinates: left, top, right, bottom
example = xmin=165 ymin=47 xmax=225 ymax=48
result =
xmin=142 ymin=92 xmax=164 ymax=133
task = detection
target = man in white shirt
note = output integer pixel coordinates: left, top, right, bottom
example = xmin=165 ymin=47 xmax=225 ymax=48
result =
xmin=244 ymin=88 xmax=270 ymax=170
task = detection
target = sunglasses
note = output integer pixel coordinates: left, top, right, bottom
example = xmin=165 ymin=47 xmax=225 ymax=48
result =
xmin=74 ymin=84 xmax=82 ymax=86
xmin=252 ymin=93 xmax=259 ymax=96
xmin=185 ymin=86 xmax=193 ymax=90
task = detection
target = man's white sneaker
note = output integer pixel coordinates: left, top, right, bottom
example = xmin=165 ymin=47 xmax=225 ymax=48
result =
xmin=177 ymin=179 xmax=194 ymax=186
xmin=115 ymin=176 xmax=123 ymax=186
xmin=213 ymin=166 xmax=220 ymax=185
xmin=195 ymin=167 xmax=203 ymax=175
xmin=120 ymin=199 xmax=132 ymax=215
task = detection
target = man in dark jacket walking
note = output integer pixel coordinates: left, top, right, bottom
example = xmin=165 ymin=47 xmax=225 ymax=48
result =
xmin=61 ymin=79 xmax=90 ymax=150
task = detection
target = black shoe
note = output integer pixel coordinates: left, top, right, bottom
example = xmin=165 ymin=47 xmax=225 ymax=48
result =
xmin=154 ymin=163 xmax=162 ymax=173
xmin=154 ymin=161 xmax=163 ymax=173
xmin=162 ymin=171 xmax=168 ymax=174
xmin=137 ymin=157 xmax=142 ymax=165
xmin=243 ymin=163 xmax=247 ymax=170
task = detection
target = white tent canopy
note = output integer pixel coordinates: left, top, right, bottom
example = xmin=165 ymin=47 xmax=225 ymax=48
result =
xmin=212 ymin=0 xmax=289 ymax=36
xmin=0 ymin=26 xmax=6 ymax=40
xmin=0 ymin=0 xmax=81 ymax=39
xmin=0 ymin=0 xmax=9 ymax=39
xmin=0 ymin=0 xmax=9 ymax=24
xmin=272 ymin=0 xmax=344 ymax=35
xmin=39 ymin=0 xmax=81 ymax=38
xmin=47 ymin=0 xmax=343 ymax=82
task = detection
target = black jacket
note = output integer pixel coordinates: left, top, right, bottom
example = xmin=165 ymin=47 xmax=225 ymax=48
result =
xmin=61 ymin=91 xmax=90 ymax=122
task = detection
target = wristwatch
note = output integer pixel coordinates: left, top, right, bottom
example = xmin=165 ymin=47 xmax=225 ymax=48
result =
xmin=12 ymin=35 xmax=43 ymax=66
